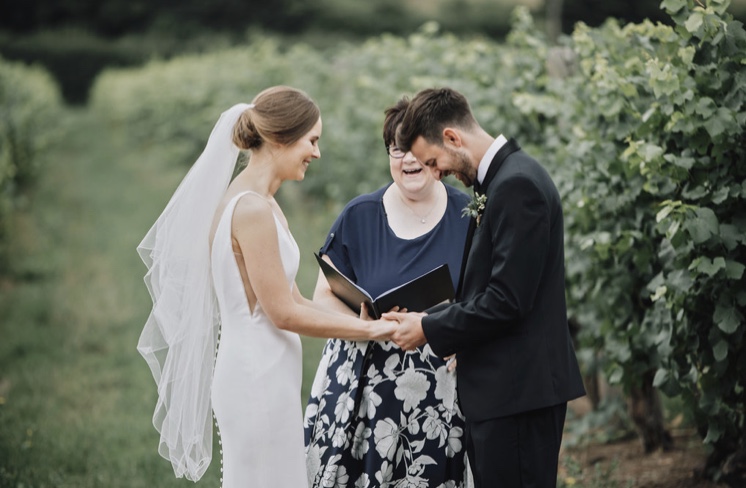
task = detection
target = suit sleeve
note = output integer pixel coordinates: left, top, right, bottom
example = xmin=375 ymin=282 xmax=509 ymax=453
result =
xmin=422 ymin=173 xmax=551 ymax=356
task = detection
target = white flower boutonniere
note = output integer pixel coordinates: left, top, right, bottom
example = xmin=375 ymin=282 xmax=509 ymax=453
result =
xmin=462 ymin=192 xmax=487 ymax=226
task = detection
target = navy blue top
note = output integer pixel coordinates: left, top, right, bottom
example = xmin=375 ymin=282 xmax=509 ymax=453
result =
xmin=320 ymin=183 xmax=471 ymax=299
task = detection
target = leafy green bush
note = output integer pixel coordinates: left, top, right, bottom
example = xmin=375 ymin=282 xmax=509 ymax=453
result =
xmin=0 ymin=56 xmax=62 ymax=268
xmin=514 ymin=0 xmax=745 ymax=478
xmin=0 ymin=30 xmax=144 ymax=104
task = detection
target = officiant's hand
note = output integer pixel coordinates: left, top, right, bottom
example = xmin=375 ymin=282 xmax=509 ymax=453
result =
xmin=384 ymin=311 xmax=427 ymax=351
xmin=445 ymin=355 xmax=457 ymax=372
xmin=359 ymin=302 xmax=373 ymax=321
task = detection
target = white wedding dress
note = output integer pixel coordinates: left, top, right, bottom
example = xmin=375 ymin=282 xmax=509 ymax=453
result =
xmin=210 ymin=191 xmax=308 ymax=488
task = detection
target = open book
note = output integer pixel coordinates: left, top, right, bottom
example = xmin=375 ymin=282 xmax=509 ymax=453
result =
xmin=314 ymin=253 xmax=455 ymax=319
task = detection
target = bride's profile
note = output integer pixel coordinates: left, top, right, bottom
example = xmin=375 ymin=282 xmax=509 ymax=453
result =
xmin=137 ymin=85 xmax=397 ymax=487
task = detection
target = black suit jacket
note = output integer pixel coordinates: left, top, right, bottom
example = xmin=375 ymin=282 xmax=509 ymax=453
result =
xmin=422 ymin=139 xmax=585 ymax=422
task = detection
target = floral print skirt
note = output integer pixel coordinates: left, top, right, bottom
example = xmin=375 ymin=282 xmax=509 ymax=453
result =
xmin=304 ymin=339 xmax=467 ymax=488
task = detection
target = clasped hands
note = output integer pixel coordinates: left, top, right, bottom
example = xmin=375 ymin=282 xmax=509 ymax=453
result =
xmin=360 ymin=303 xmax=426 ymax=350
xmin=382 ymin=310 xmax=427 ymax=351
xmin=363 ymin=306 xmax=456 ymax=372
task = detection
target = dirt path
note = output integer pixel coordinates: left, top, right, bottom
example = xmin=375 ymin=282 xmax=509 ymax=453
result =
xmin=560 ymin=398 xmax=726 ymax=488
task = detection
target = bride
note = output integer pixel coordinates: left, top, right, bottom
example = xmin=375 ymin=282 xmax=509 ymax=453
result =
xmin=137 ymin=86 xmax=397 ymax=487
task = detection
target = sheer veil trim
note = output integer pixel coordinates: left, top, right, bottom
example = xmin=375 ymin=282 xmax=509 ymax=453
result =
xmin=137 ymin=103 xmax=250 ymax=481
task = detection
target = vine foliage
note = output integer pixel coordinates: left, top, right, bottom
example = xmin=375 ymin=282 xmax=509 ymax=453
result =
xmin=512 ymin=0 xmax=745 ymax=480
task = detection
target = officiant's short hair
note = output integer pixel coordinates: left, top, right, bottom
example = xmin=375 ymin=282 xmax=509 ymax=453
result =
xmin=395 ymin=87 xmax=477 ymax=152
xmin=382 ymin=97 xmax=410 ymax=147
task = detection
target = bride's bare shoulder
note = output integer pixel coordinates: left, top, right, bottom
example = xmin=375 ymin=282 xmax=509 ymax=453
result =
xmin=232 ymin=192 xmax=273 ymax=225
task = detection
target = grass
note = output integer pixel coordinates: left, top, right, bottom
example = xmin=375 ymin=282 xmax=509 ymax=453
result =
xmin=0 ymin=107 xmax=334 ymax=487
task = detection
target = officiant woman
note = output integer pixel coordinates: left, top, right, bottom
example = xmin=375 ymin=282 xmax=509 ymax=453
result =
xmin=304 ymin=98 xmax=471 ymax=486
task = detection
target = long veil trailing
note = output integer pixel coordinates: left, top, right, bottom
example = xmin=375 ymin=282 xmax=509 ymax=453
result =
xmin=136 ymin=103 xmax=250 ymax=481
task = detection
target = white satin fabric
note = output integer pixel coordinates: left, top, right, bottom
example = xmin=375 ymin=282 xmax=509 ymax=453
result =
xmin=210 ymin=191 xmax=308 ymax=488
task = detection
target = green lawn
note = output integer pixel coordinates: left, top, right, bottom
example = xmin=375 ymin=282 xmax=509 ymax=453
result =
xmin=0 ymin=107 xmax=331 ymax=487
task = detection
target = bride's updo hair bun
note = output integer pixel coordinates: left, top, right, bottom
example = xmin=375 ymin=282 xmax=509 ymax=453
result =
xmin=232 ymin=110 xmax=262 ymax=150
xmin=232 ymin=86 xmax=320 ymax=151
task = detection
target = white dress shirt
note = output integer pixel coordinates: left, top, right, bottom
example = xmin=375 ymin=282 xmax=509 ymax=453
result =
xmin=477 ymin=134 xmax=508 ymax=186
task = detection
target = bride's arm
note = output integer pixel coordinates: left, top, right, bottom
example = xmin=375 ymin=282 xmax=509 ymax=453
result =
xmin=292 ymin=275 xmax=357 ymax=316
xmin=233 ymin=196 xmax=394 ymax=341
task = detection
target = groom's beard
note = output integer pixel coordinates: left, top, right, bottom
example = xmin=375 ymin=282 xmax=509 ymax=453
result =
xmin=446 ymin=146 xmax=477 ymax=187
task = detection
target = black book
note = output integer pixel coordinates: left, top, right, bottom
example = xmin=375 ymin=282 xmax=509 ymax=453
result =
xmin=314 ymin=253 xmax=455 ymax=319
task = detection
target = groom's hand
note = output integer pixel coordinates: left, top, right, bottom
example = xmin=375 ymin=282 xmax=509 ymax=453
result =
xmin=383 ymin=311 xmax=427 ymax=351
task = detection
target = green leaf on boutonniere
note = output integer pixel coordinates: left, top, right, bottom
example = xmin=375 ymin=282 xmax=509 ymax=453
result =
xmin=462 ymin=192 xmax=487 ymax=225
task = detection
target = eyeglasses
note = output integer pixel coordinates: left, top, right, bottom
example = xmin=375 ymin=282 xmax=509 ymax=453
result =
xmin=386 ymin=145 xmax=406 ymax=159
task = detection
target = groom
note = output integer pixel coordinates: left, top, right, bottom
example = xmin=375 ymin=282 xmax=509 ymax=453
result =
xmin=386 ymin=87 xmax=585 ymax=488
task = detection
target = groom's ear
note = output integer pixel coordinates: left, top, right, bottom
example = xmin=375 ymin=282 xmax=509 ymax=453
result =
xmin=442 ymin=128 xmax=462 ymax=148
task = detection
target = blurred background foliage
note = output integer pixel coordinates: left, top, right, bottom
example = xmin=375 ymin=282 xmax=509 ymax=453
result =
xmin=1 ymin=0 xmax=745 ymax=104
xmin=1 ymin=0 xmax=745 ymax=487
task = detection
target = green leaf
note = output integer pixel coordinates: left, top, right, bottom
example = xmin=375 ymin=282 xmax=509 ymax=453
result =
xmin=667 ymin=155 xmax=695 ymax=170
xmin=656 ymin=205 xmax=674 ymax=223
xmin=660 ymin=0 xmax=686 ymax=14
xmin=651 ymin=285 xmax=667 ymax=302
xmin=687 ymin=207 xmax=719 ymax=243
xmin=647 ymin=59 xmax=680 ymax=98
xmin=678 ymin=46 xmax=696 ymax=66
xmin=695 ymin=97 xmax=716 ymax=118
xmin=647 ymin=272 xmax=665 ymax=292
xmin=608 ymin=368 xmax=623 ymax=384
xmin=704 ymin=424 xmax=723 ymax=444
xmin=725 ymin=261 xmax=745 ymax=280
xmin=710 ymin=0 xmax=730 ymax=15
xmin=641 ymin=143 xmax=664 ymax=162
xmin=685 ymin=11 xmax=704 ymax=33
xmin=720 ymin=224 xmax=741 ymax=251
xmin=666 ymin=219 xmax=682 ymax=241
xmin=666 ymin=269 xmax=692 ymax=292
xmin=697 ymin=257 xmax=726 ymax=277
xmin=713 ymin=303 xmax=742 ymax=334
xmin=704 ymin=108 xmax=732 ymax=138
xmin=683 ymin=184 xmax=709 ymax=200
xmin=713 ymin=340 xmax=728 ymax=362
xmin=711 ymin=186 xmax=729 ymax=204
xmin=653 ymin=368 xmax=668 ymax=387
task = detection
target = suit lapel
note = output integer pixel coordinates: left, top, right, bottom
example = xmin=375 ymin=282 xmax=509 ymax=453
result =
xmin=455 ymin=138 xmax=521 ymax=300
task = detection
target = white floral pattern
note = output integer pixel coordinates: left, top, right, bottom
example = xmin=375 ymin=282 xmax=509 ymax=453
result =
xmin=305 ymin=341 xmax=467 ymax=487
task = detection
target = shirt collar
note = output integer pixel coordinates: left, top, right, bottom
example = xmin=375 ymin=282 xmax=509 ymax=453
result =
xmin=477 ymin=134 xmax=508 ymax=185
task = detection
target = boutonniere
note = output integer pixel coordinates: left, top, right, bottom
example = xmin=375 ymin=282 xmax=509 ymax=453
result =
xmin=462 ymin=192 xmax=487 ymax=226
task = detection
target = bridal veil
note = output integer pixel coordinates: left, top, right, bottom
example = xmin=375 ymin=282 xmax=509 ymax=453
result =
xmin=137 ymin=103 xmax=250 ymax=481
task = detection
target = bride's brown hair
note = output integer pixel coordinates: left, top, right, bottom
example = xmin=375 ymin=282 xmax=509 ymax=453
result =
xmin=232 ymin=86 xmax=320 ymax=151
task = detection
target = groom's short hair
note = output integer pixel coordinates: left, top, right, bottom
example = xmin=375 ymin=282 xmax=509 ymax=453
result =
xmin=395 ymin=87 xmax=477 ymax=152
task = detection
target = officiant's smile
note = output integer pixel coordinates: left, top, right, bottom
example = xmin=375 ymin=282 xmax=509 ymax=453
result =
xmin=386 ymin=144 xmax=447 ymax=225
xmin=389 ymin=146 xmax=429 ymax=184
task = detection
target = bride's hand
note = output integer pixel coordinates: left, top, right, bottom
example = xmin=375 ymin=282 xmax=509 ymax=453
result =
xmin=367 ymin=318 xmax=398 ymax=341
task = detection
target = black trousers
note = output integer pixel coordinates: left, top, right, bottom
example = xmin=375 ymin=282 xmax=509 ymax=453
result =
xmin=466 ymin=402 xmax=567 ymax=488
